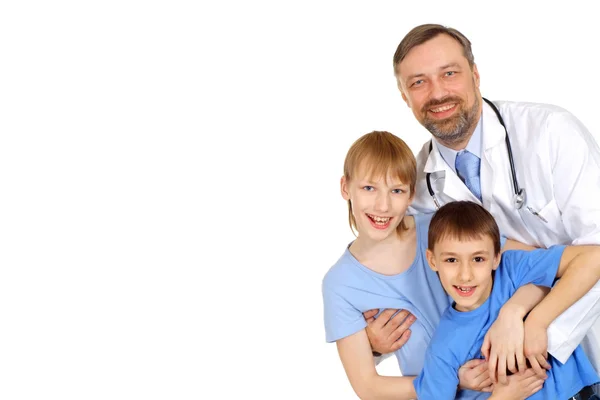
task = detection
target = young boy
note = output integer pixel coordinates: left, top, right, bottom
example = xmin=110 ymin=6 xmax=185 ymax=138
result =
xmin=415 ymin=201 xmax=600 ymax=399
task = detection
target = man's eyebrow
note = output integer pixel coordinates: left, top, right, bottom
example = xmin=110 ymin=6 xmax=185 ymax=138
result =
xmin=405 ymin=63 xmax=462 ymax=81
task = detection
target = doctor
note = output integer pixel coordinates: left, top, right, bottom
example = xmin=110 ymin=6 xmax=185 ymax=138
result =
xmin=366 ymin=23 xmax=600 ymax=383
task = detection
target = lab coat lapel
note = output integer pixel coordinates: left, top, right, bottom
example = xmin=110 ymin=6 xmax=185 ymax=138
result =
xmin=424 ymin=140 xmax=479 ymax=203
xmin=480 ymin=101 xmax=506 ymax=210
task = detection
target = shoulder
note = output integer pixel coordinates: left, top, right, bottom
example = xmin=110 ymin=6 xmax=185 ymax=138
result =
xmin=322 ymin=248 xmax=355 ymax=290
xmin=495 ymin=100 xmax=588 ymax=140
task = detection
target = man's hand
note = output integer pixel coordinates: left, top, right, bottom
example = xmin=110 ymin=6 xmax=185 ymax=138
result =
xmin=362 ymin=309 xmax=415 ymax=355
xmin=481 ymin=306 xmax=527 ymax=385
xmin=458 ymin=359 xmax=493 ymax=392
xmin=488 ymin=368 xmax=546 ymax=400
xmin=523 ymin=317 xmax=552 ymax=379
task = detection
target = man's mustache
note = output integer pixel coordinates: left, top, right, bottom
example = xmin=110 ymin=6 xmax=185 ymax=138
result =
xmin=422 ymin=96 xmax=462 ymax=113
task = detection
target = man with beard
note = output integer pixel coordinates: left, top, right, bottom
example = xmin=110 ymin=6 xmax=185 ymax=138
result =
xmin=364 ymin=23 xmax=600 ymax=392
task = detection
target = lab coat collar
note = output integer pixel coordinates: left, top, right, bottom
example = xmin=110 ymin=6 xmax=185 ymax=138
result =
xmin=481 ymin=99 xmax=506 ymax=151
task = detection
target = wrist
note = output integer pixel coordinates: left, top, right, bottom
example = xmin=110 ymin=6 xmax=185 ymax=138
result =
xmin=525 ymin=311 xmax=549 ymax=330
xmin=500 ymin=302 xmax=527 ymax=320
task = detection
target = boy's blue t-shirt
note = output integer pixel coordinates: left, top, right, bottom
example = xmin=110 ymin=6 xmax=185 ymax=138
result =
xmin=414 ymin=246 xmax=600 ymax=400
xmin=322 ymin=213 xmax=452 ymax=376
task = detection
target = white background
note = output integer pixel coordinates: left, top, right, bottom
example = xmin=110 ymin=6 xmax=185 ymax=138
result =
xmin=1 ymin=1 xmax=599 ymax=399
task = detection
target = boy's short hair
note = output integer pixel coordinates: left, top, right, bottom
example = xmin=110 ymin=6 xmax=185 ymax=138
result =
xmin=428 ymin=201 xmax=501 ymax=254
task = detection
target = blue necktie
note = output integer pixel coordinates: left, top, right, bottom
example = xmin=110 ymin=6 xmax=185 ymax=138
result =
xmin=455 ymin=150 xmax=482 ymax=201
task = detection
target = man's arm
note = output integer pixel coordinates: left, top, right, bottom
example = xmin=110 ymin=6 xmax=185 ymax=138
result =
xmin=536 ymin=111 xmax=600 ymax=364
xmin=524 ymin=245 xmax=600 ymax=374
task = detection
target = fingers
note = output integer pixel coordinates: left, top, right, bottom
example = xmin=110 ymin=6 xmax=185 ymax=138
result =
xmin=477 ymin=378 xmax=493 ymax=390
xmin=481 ymin=333 xmax=490 ymax=361
xmin=506 ymin=352 xmax=517 ymax=374
xmin=389 ymin=313 xmax=416 ymax=340
xmin=390 ymin=329 xmax=411 ymax=352
xmin=488 ymin=351 xmax=498 ymax=384
xmin=363 ymin=309 xmax=378 ymax=322
xmin=385 ymin=309 xmax=412 ymax=332
xmin=497 ymin=355 xmax=508 ymax=385
xmin=462 ymin=359 xmax=485 ymax=369
xmin=527 ymin=356 xmax=545 ymax=379
xmin=481 ymin=384 xmax=494 ymax=393
xmin=536 ymin=353 xmax=551 ymax=371
xmin=371 ymin=309 xmax=397 ymax=329
xmin=516 ymin=345 xmax=526 ymax=374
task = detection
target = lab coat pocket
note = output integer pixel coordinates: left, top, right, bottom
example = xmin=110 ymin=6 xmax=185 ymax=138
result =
xmin=519 ymin=198 xmax=567 ymax=247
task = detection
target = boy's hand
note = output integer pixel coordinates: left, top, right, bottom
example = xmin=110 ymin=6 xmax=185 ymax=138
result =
xmin=481 ymin=306 xmax=527 ymax=384
xmin=489 ymin=368 xmax=546 ymax=400
xmin=458 ymin=359 xmax=493 ymax=392
xmin=523 ymin=318 xmax=552 ymax=379
xmin=362 ymin=309 xmax=415 ymax=354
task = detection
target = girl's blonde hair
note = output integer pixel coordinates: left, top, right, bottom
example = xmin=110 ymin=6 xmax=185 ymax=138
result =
xmin=343 ymin=131 xmax=417 ymax=235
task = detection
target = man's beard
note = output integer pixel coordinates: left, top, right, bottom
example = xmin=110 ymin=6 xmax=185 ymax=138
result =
xmin=423 ymin=95 xmax=480 ymax=146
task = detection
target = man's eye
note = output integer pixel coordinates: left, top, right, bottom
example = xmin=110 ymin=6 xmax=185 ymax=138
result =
xmin=445 ymin=71 xmax=455 ymax=76
xmin=412 ymin=79 xmax=424 ymax=86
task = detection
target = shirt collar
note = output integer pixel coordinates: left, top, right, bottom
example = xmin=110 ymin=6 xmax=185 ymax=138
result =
xmin=434 ymin=114 xmax=483 ymax=174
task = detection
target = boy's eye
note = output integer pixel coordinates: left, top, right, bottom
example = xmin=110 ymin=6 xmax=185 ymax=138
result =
xmin=473 ymin=257 xmax=485 ymax=262
xmin=363 ymin=186 xmax=374 ymax=191
xmin=392 ymin=189 xmax=404 ymax=194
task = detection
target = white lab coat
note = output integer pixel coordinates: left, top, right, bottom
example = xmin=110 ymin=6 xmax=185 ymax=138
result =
xmin=410 ymin=100 xmax=600 ymax=372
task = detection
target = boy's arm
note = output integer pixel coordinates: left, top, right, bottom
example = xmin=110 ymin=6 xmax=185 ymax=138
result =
xmin=524 ymin=245 xmax=600 ymax=375
xmin=336 ymin=329 xmax=417 ymax=400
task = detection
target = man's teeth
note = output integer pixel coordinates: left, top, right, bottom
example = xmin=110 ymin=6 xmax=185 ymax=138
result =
xmin=431 ymin=104 xmax=455 ymax=113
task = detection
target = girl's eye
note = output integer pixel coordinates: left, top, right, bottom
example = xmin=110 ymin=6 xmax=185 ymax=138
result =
xmin=445 ymin=258 xmax=457 ymax=263
xmin=363 ymin=186 xmax=374 ymax=191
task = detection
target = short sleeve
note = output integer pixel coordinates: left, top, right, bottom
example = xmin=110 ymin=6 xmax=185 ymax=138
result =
xmin=322 ymin=283 xmax=366 ymax=343
xmin=503 ymin=245 xmax=566 ymax=289
xmin=413 ymin=350 xmax=459 ymax=400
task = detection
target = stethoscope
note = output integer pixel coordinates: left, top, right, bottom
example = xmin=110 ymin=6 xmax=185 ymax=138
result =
xmin=426 ymin=97 xmax=547 ymax=223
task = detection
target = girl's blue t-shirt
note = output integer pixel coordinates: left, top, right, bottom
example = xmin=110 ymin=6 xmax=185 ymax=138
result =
xmin=322 ymin=213 xmax=451 ymax=376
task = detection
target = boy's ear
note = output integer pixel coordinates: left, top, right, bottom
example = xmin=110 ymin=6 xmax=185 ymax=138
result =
xmin=426 ymin=249 xmax=438 ymax=271
xmin=492 ymin=252 xmax=501 ymax=271
xmin=340 ymin=176 xmax=350 ymax=201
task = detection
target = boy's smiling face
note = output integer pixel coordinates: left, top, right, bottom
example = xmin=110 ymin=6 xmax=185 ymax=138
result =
xmin=426 ymin=235 xmax=500 ymax=312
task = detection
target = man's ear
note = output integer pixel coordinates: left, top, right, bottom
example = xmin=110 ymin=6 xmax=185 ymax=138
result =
xmin=340 ymin=176 xmax=350 ymax=201
xmin=472 ymin=63 xmax=480 ymax=88
xmin=426 ymin=248 xmax=438 ymax=271
xmin=396 ymin=79 xmax=411 ymax=108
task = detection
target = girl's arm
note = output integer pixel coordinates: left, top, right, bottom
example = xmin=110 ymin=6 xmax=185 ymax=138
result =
xmin=336 ymin=329 xmax=417 ymax=400
xmin=483 ymin=238 xmax=549 ymax=384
